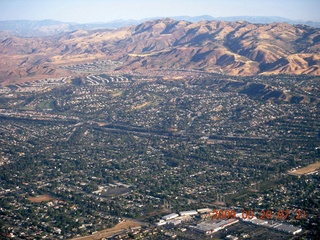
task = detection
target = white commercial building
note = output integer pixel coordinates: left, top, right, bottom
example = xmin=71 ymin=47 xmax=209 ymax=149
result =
xmin=197 ymin=208 xmax=212 ymax=214
xmin=162 ymin=213 xmax=179 ymax=221
xmin=180 ymin=210 xmax=198 ymax=216
xmin=189 ymin=219 xmax=239 ymax=235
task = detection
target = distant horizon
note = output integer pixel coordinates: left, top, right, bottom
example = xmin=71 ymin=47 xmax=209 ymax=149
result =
xmin=1 ymin=14 xmax=320 ymax=25
xmin=0 ymin=0 xmax=319 ymax=23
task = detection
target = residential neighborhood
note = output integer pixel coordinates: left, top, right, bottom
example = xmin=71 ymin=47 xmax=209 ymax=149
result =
xmin=0 ymin=72 xmax=319 ymax=239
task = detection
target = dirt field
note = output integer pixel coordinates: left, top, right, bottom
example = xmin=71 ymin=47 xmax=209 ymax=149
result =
xmin=289 ymin=161 xmax=320 ymax=176
xmin=96 ymin=122 xmax=107 ymax=127
xmin=132 ymin=101 xmax=152 ymax=110
xmin=71 ymin=220 xmax=141 ymax=240
xmin=27 ymin=195 xmax=54 ymax=203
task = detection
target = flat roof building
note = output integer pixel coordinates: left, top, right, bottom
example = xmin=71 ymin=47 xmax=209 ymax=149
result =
xmin=197 ymin=208 xmax=212 ymax=214
xmin=168 ymin=219 xmax=181 ymax=226
xmin=189 ymin=221 xmax=221 ymax=235
xmin=273 ymin=223 xmax=302 ymax=235
xmin=162 ymin=213 xmax=179 ymax=221
xmin=155 ymin=220 xmax=167 ymax=226
xmin=180 ymin=210 xmax=198 ymax=216
xmin=251 ymin=219 xmax=268 ymax=226
xmin=189 ymin=219 xmax=239 ymax=235
xmin=242 ymin=215 xmax=302 ymax=235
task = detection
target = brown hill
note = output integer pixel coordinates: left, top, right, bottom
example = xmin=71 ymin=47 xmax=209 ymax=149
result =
xmin=0 ymin=19 xmax=319 ymax=83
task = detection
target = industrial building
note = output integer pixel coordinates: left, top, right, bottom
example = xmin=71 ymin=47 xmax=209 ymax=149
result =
xmin=179 ymin=210 xmax=198 ymax=216
xmin=162 ymin=213 xmax=179 ymax=221
xmin=189 ymin=219 xmax=239 ymax=235
xmin=189 ymin=221 xmax=221 ymax=235
xmin=155 ymin=220 xmax=167 ymax=226
xmin=167 ymin=219 xmax=181 ymax=226
xmin=238 ymin=214 xmax=302 ymax=235
xmin=271 ymin=223 xmax=302 ymax=235
xmin=251 ymin=218 xmax=268 ymax=226
xmin=156 ymin=213 xmax=193 ymax=227
xmin=197 ymin=208 xmax=212 ymax=214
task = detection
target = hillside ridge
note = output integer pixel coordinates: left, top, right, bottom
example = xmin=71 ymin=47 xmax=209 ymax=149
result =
xmin=0 ymin=19 xmax=319 ymax=84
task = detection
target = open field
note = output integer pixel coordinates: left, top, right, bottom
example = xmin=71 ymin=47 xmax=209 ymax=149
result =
xmin=71 ymin=220 xmax=141 ymax=240
xmin=96 ymin=122 xmax=107 ymax=127
xmin=132 ymin=101 xmax=152 ymax=110
xmin=27 ymin=195 xmax=54 ymax=203
xmin=289 ymin=161 xmax=320 ymax=176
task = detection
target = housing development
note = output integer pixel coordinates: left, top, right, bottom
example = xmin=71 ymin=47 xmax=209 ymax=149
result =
xmin=0 ymin=70 xmax=319 ymax=239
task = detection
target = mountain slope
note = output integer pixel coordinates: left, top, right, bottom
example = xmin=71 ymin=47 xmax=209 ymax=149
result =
xmin=1 ymin=16 xmax=319 ymax=37
xmin=0 ymin=19 xmax=319 ymax=83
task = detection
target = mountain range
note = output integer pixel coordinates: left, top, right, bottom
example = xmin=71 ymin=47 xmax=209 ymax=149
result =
xmin=0 ymin=16 xmax=319 ymax=38
xmin=0 ymin=18 xmax=319 ymax=84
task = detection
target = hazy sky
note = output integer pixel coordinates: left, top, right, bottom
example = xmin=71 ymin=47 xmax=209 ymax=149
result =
xmin=1 ymin=0 xmax=319 ymax=23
